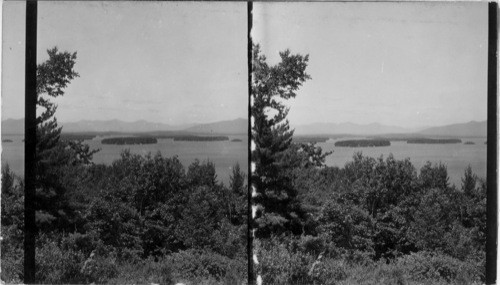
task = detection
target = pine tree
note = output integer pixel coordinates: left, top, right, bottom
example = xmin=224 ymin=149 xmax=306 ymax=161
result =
xmin=35 ymin=47 xmax=97 ymax=230
xmin=251 ymin=44 xmax=311 ymax=237
xmin=228 ymin=163 xmax=247 ymax=225
xmin=461 ymin=165 xmax=477 ymax=196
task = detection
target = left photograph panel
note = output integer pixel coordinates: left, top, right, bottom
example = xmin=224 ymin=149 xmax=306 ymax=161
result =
xmin=1 ymin=2 xmax=248 ymax=284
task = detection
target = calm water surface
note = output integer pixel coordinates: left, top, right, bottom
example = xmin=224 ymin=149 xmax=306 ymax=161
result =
xmin=318 ymin=137 xmax=487 ymax=187
xmin=1 ymin=134 xmax=248 ymax=186
xmin=1 ymin=134 xmax=24 ymax=177
xmin=1 ymin=135 xmax=487 ymax=187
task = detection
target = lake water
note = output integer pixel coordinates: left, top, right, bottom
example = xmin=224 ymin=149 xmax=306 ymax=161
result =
xmin=318 ymin=137 xmax=487 ymax=187
xmin=2 ymin=134 xmax=25 ymax=177
xmin=1 ymin=134 xmax=248 ymax=186
xmin=1 ymin=135 xmax=487 ymax=187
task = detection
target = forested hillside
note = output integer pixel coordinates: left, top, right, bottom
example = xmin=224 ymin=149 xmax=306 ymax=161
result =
xmin=1 ymin=47 xmax=247 ymax=284
xmin=2 ymin=155 xmax=248 ymax=284
xmin=251 ymin=44 xmax=486 ymax=284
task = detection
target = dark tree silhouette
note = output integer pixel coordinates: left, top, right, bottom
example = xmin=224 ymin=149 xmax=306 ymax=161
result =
xmin=251 ymin=43 xmax=311 ymax=237
xmin=35 ymin=47 xmax=98 ymax=230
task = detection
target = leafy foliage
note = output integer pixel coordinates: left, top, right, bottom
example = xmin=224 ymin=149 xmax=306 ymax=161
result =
xmin=1 ymin=47 xmax=246 ymax=284
xmin=252 ymin=44 xmax=485 ymax=285
xmin=1 ymin=166 xmax=24 ymax=283
xmin=2 ymin=152 xmax=248 ymax=283
xmin=256 ymin=153 xmax=486 ymax=284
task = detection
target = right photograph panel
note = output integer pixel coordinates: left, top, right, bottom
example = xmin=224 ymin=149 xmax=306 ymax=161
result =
xmin=251 ymin=2 xmax=487 ymax=284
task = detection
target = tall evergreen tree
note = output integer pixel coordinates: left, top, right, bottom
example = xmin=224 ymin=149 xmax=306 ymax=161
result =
xmin=251 ymin=43 xmax=311 ymax=237
xmin=461 ymin=165 xmax=477 ymax=196
xmin=228 ymin=163 xmax=247 ymax=225
xmin=35 ymin=47 xmax=97 ymax=230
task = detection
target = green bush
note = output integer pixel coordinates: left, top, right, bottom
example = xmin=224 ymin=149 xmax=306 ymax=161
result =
xmin=292 ymin=235 xmax=327 ymax=256
xmin=60 ymin=232 xmax=98 ymax=256
xmin=256 ymin=236 xmax=483 ymax=285
xmin=79 ymin=251 xmax=119 ymax=284
xmin=309 ymin=258 xmax=348 ymax=283
xmin=35 ymin=236 xmax=87 ymax=284
xmin=335 ymin=256 xmax=481 ymax=285
xmin=256 ymin=237 xmax=316 ymax=284
xmin=0 ymin=243 xmax=23 ymax=284
xmin=164 ymin=249 xmax=246 ymax=283
xmin=107 ymin=258 xmax=174 ymax=285
xmin=395 ymin=251 xmax=482 ymax=283
xmin=30 ymin=233 xmax=120 ymax=284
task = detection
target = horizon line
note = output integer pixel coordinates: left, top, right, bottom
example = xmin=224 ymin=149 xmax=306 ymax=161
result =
xmin=1 ymin=116 xmax=248 ymax=126
xmin=1 ymin=117 xmax=487 ymax=129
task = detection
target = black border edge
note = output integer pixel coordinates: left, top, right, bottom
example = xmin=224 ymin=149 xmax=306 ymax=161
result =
xmin=486 ymin=2 xmax=498 ymax=285
xmin=24 ymin=1 xmax=38 ymax=283
xmin=247 ymin=1 xmax=254 ymax=284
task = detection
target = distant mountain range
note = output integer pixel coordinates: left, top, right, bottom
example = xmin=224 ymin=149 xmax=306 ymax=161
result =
xmin=293 ymin=122 xmax=423 ymax=136
xmin=293 ymin=120 xmax=487 ymax=137
xmin=1 ymin=118 xmax=24 ymax=135
xmin=418 ymin=120 xmax=487 ymax=137
xmin=184 ymin=118 xmax=247 ymax=134
xmin=1 ymin=118 xmax=248 ymax=135
xmin=61 ymin=119 xmax=194 ymax=133
xmin=2 ymin=118 xmax=486 ymax=137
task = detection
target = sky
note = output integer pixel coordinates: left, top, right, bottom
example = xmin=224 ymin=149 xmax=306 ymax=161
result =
xmin=2 ymin=1 xmax=247 ymax=126
xmin=253 ymin=2 xmax=488 ymax=129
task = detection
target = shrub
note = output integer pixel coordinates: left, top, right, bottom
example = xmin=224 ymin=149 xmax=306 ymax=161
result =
xmin=61 ymin=232 xmax=98 ymax=256
xmin=163 ymin=249 xmax=246 ymax=283
xmin=79 ymin=243 xmax=119 ymax=284
xmin=107 ymin=257 xmax=174 ymax=285
xmin=35 ymin=236 xmax=87 ymax=284
xmin=255 ymin=237 xmax=316 ymax=284
xmin=0 ymin=243 xmax=23 ymax=283
xmin=309 ymin=258 xmax=348 ymax=283
xmin=30 ymin=233 xmax=121 ymax=284
xmin=395 ymin=251 xmax=482 ymax=283
xmin=318 ymin=199 xmax=375 ymax=255
xmin=293 ymin=235 xmax=327 ymax=256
